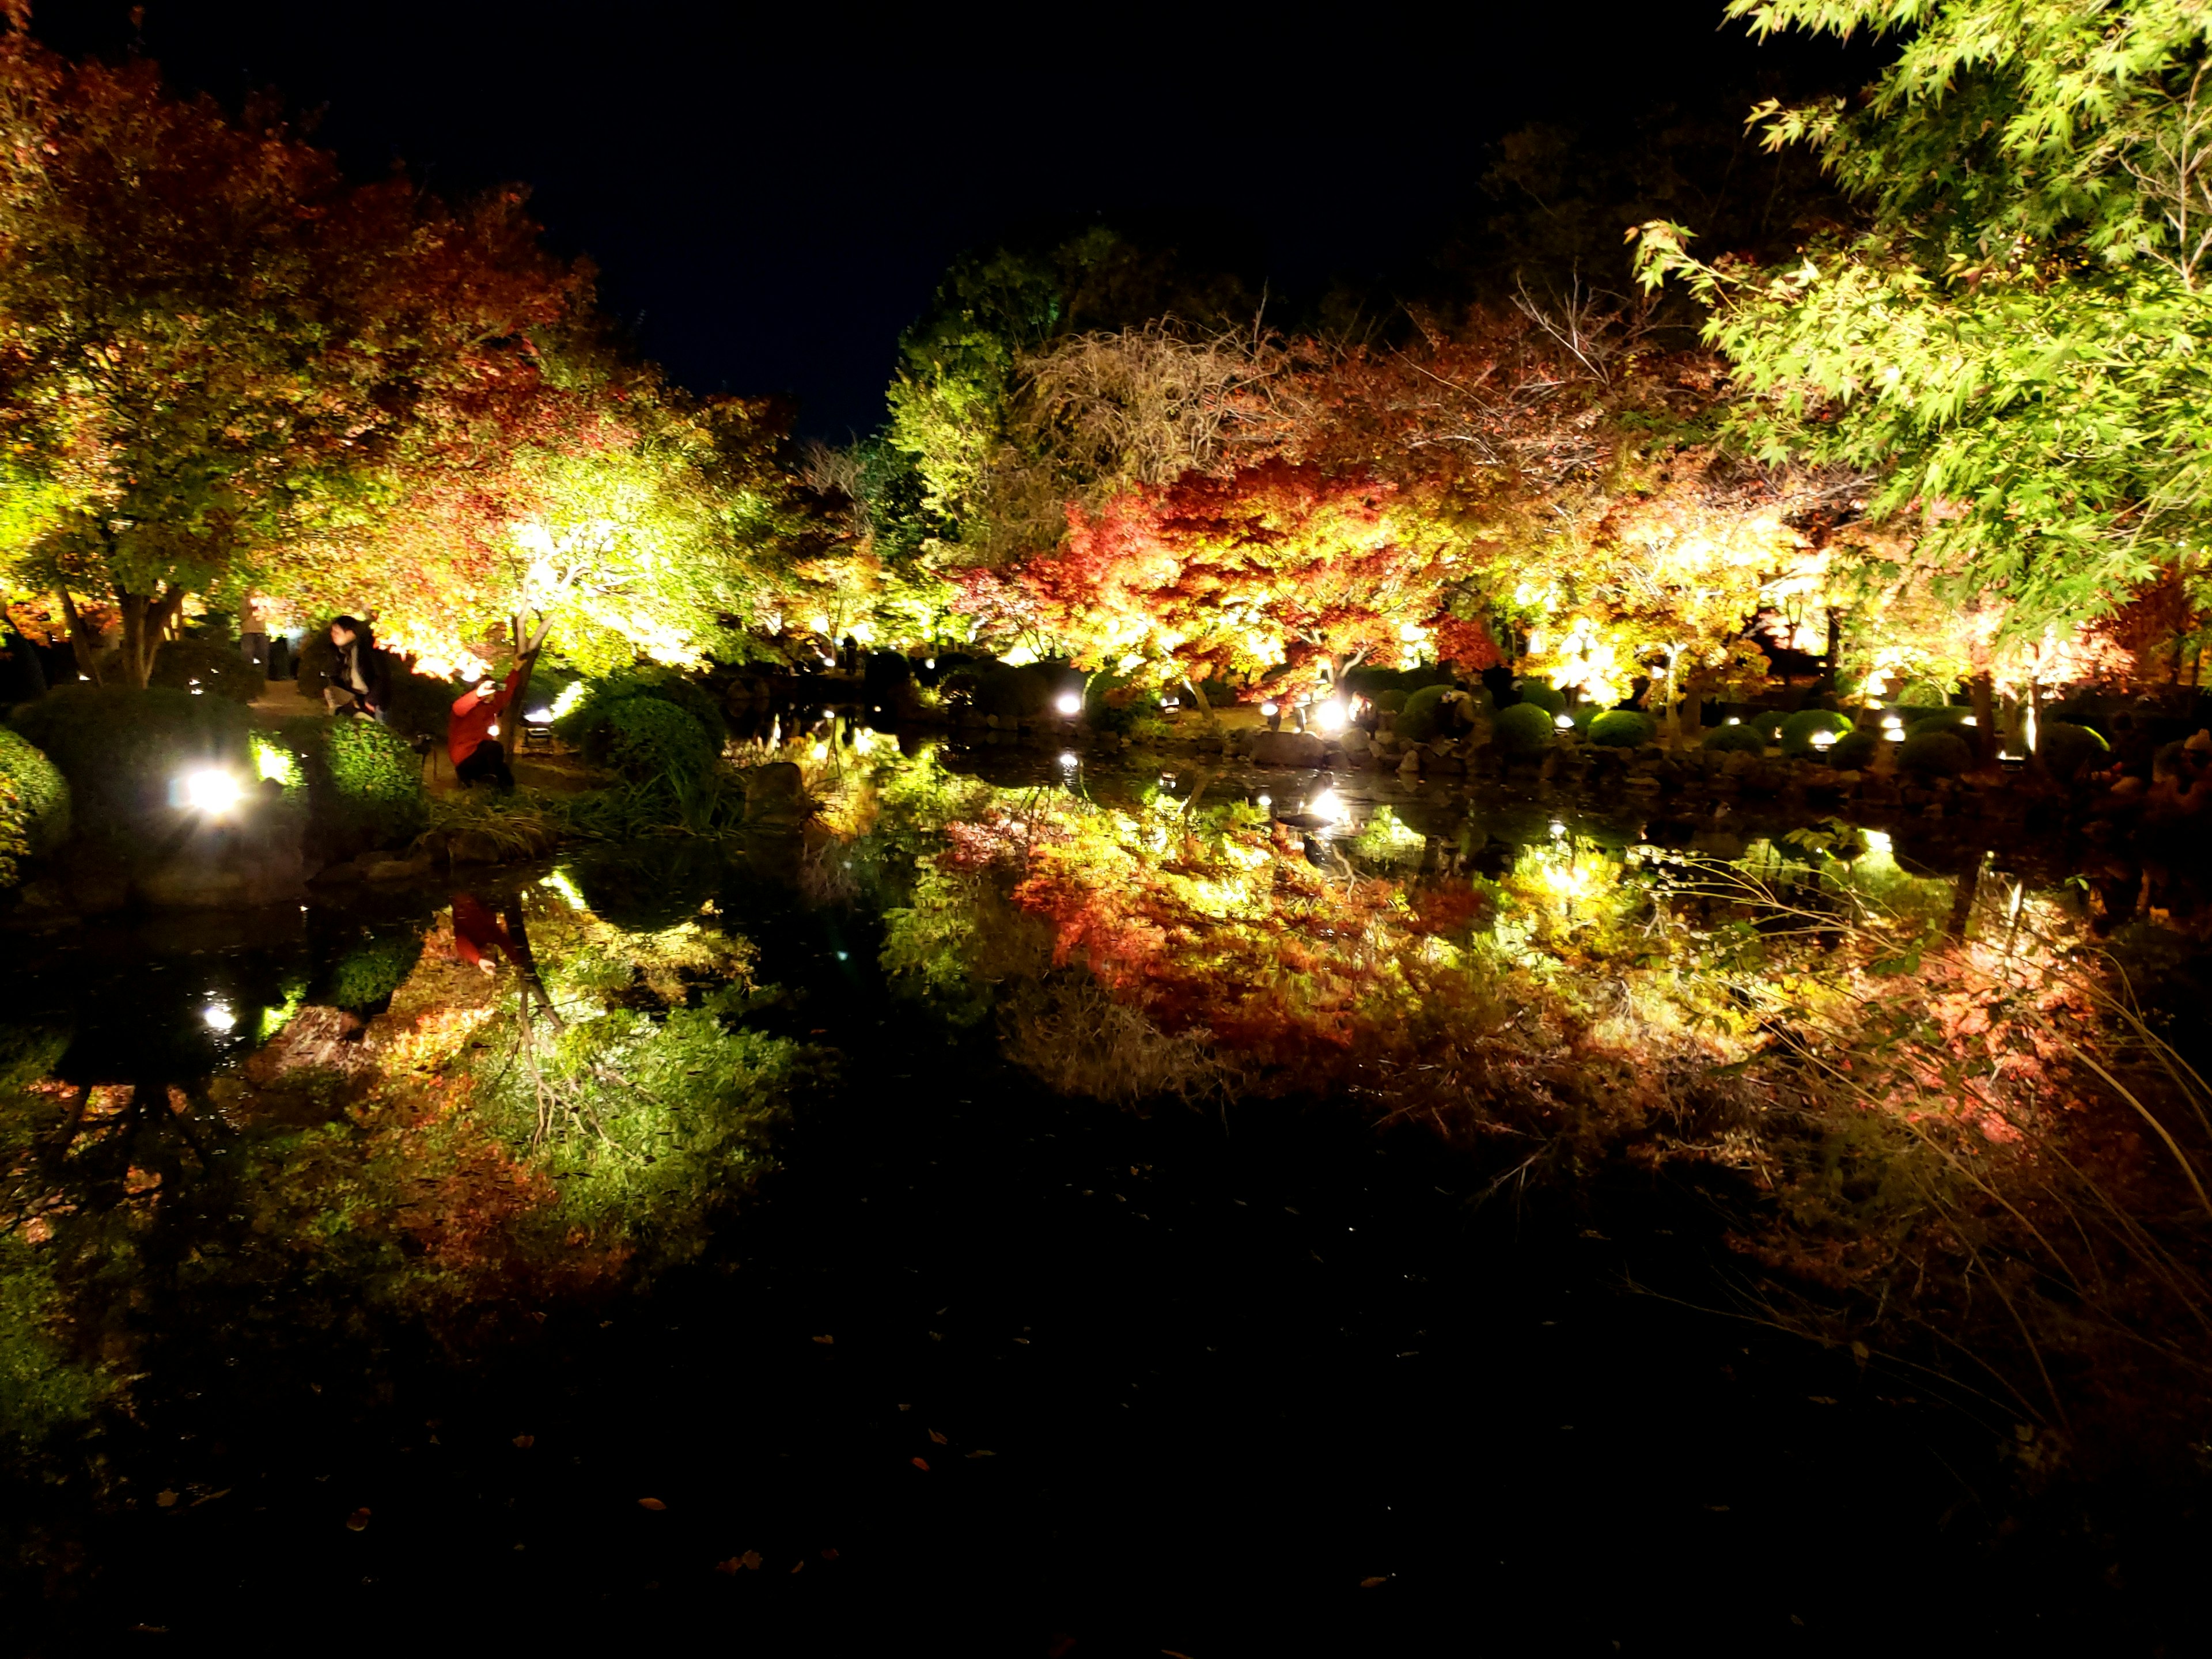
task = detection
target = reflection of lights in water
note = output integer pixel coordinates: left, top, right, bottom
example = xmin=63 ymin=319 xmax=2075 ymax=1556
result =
xmin=1058 ymin=751 xmax=1079 ymax=768
xmin=539 ymin=869 xmax=588 ymax=910
xmin=1056 ymin=692 xmax=1081 ymax=716
xmin=1313 ymin=700 xmax=1347 ymax=734
xmin=202 ymin=1002 xmax=236 ymax=1033
xmin=1554 ymin=713 xmax=1574 ymax=730
xmin=1309 ymin=789 xmax=1344 ymax=824
xmin=180 ymin=769 xmax=242 ymax=814
xmin=1261 ymin=701 xmax=1279 ymax=718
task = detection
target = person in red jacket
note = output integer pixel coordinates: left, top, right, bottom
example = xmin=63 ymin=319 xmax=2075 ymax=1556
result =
xmin=449 ymin=672 xmax=517 ymax=791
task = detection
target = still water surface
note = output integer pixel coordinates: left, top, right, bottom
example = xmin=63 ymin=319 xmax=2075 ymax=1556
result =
xmin=0 ymin=745 xmax=2188 ymax=1652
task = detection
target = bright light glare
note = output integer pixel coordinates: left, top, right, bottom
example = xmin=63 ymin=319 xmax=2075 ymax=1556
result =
xmin=1056 ymin=692 xmax=1082 ymax=716
xmin=1256 ymin=794 xmax=1271 ymax=808
xmin=1810 ymin=729 xmax=1837 ymax=749
xmin=1058 ymin=751 xmax=1080 ymax=768
xmin=486 ymin=722 xmax=500 ymax=738
xmin=1961 ymin=715 xmax=1978 ymax=726
xmin=181 ymin=770 xmax=241 ymax=814
xmin=1309 ymin=789 xmax=1344 ymax=824
xmin=1261 ymin=701 xmax=1279 ymax=718
xmin=1549 ymin=820 xmax=1566 ymax=839
xmin=1881 ymin=714 xmax=1903 ymax=729
xmin=1725 ymin=716 xmax=1741 ymax=726
xmin=550 ymin=681 xmax=588 ymax=721
xmin=202 ymin=1002 xmax=236 ymax=1033
xmin=1554 ymin=713 xmax=1575 ymax=730
xmin=1314 ymin=700 xmax=1347 ymax=734
xmin=1885 ymin=728 xmax=1906 ymax=742
xmin=525 ymin=707 xmax=555 ymax=724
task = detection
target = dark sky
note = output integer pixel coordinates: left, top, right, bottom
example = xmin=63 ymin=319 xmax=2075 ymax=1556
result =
xmin=29 ymin=0 xmax=1874 ymax=438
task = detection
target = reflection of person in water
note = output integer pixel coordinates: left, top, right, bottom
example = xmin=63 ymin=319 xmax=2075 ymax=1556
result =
xmin=452 ymin=893 xmax=516 ymax=974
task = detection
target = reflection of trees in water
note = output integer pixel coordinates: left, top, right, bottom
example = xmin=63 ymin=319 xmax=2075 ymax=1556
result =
xmin=0 ymin=877 xmax=800 ymax=1452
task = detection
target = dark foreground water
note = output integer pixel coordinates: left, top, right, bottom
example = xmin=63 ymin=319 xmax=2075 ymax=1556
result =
xmin=0 ymin=752 xmax=2200 ymax=1655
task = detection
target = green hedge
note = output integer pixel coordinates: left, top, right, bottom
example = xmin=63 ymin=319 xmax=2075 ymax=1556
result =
xmin=2037 ymin=721 xmax=2109 ymax=783
xmin=150 ymin=637 xmax=265 ymax=704
xmin=12 ymin=685 xmax=252 ymax=835
xmin=1396 ymin=684 xmax=1459 ymax=744
xmin=0 ymin=726 xmax=67 ymax=852
xmin=1586 ymin=709 xmax=1653 ymax=748
xmin=554 ymin=669 xmax=726 ymax=779
xmin=264 ymin=714 xmax=427 ymax=858
xmin=1779 ymin=709 xmax=1854 ymax=757
xmin=1830 ymin=730 xmax=1881 ymax=770
xmin=1702 ymin=723 xmax=1767 ymax=753
xmin=1515 ymin=681 xmax=1566 ymax=717
xmin=1896 ymin=730 xmax=1973 ymax=776
xmin=1493 ymin=702 xmax=1556 ymax=757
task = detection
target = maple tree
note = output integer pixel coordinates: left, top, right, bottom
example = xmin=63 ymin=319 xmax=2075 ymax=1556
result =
xmin=0 ymin=22 xmax=586 ymax=685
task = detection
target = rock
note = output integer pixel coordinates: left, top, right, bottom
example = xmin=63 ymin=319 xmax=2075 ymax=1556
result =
xmin=743 ymin=760 xmax=810 ymax=823
xmin=360 ymin=853 xmax=433 ymax=882
xmin=1397 ymin=749 xmax=1423 ymax=775
xmin=448 ymin=831 xmax=505 ymax=865
xmin=1340 ymin=729 xmax=1372 ymax=759
xmin=1249 ymin=729 xmax=1328 ymax=767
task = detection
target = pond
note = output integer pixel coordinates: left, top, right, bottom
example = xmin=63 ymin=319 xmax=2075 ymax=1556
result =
xmin=2 ymin=733 xmax=2203 ymax=1653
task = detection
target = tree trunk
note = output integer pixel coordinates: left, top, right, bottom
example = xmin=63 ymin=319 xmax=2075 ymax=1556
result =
xmin=56 ymin=590 xmax=103 ymax=686
xmin=1969 ymin=671 xmax=1998 ymax=770
xmin=1183 ymin=676 xmax=1212 ymax=717
xmin=502 ymin=614 xmax=554 ymax=740
xmin=1820 ymin=607 xmax=1842 ymax=693
xmin=113 ymin=586 xmax=187 ymax=688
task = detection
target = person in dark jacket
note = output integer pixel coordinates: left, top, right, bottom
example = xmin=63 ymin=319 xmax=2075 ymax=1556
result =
xmin=449 ymin=672 xmax=517 ymax=791
xmin=324 ymin=616 xmax=392 ymax=722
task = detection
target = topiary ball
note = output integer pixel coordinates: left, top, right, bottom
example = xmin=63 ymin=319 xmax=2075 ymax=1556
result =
xmin=0 ymin=726 xmax=67 ymax=849
xmin=1779 ymin=709 xmax=1854 ymax=757
xmin=1493 ymin=702 xmax=1556 ymax=757
xmin=1900 ymin=703 xmax=1971 ymax=729
xmin=1395 ymin=684 xmax=1459 ymax=744
xmin=1514 ymin=681 xmax=1566 ymax=717
xmin=1702 ymin=723 xmax=1767 ymax=753
xmin=2036 ymin=721 xmax=2109 ymax=783
xmin=1896 ymin=729 xmax=1973 ymax=776
xmin=1586 ymin=710 xmax=1653 ymax=748
xmin=1829 ymin=730 xmax=1881 ymax=770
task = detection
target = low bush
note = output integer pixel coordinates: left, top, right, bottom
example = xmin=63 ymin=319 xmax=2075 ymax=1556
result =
xmin=590 ymin=696 xmax=718 ymax=784
xmin=12 ymin=685 xmax=252 ymax=835
xmin=1702 ymin=723 xmax=1767 ymax=753
xmin=1829 ymin=730 xmax=1881 ymax=770
xmin=0 ymin=727 xmax=67 ymax=850
xmin=1396 ymin=684 xmax=1460 ymax=744
xmin=1896 ymin=729 xmax=1973 ymax=775
xmin=1900 ymin=702 xmax=1971 ymax=729
xmin=1492 ymin=702 xmax=1556 ymax=757
xmin=1515 ymin=681 xmax=1566 ymax=717
xmin=1586 ymin=709 xmax=1653 ymax=748
xmin=2037 ymin=720 xmax=2110 ymax=783
xmin=1081 ymin=671 xmax=1160 ymax=735
xmin=149 ymin=637 xmax=264 ymax=704
xmin=266 ymin=714 xmax=428 ymax=859
xmin=1779 ymin=709 xmax=1854 ymax=757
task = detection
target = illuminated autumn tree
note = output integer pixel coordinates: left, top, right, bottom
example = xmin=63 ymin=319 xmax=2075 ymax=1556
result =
xmin=0 ymin=27 xmax=592 ymax=685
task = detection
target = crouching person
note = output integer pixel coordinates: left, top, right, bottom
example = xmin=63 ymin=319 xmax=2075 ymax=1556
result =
xmin=450 ymin=672 xmax=517 ymax=791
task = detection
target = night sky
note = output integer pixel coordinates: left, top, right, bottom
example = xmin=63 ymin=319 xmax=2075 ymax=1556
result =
xmin=30 ymin=1 xmax=1872 ymax=437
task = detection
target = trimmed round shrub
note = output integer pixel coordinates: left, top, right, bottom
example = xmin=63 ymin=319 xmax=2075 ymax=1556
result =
xmin=1779 ymin=709 xmax=1854 ymax=757
xmin=1514 ymin=681 xmax=1566 ymax=717
xmin=1702 ymin=723 xmax=1767 ymax=753
xmin=1493 ymin=702 xmax=1556 ymax=757
xmin=323 ymin=718 xmax=431 ymax=846
xmin=1896 ymin=729 xmax=1973 ymax=776
xmin=2036 ymin=720 xmax=2109 ymax=783
xmin=1830 ymin=730 xmax=1881 ymax=770
xmin=0 ymin=726 xmax=67 ymax=850
xmin=589 ymin=696 xmax=718 ymax=784
xmin=1896 ymin=679 xmax=1952 ymax=708
xmin=12 ymin=684 xmax=252 ymax=835
xmin=1586 ymin=709 xmax=1653 ymax=748
xmin=1396 ymin=684 xmax=1459 ymax=744
xmin=1900 ymin=702 xmax=1971 ymax=729
xmin=150 ymin=637 xmax=265 ymax=704
xmin=1373 ymin=690 xmax=1407 ymax=714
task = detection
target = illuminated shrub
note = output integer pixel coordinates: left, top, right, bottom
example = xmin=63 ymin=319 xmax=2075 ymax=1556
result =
xmin=1702 ymin=723 xmax=1766 ymax=753
xmin=149 ymin=637 xmax=264 ymax=704
xmin=1396 ymin=684 xmax=1459 ymax=743
xmin=1829 ymin=730 xmax=1881 ymax=770
xmin=0 ymin=728 xmax=67 ymax=855
xmin=1901 ymin=702 xmax=1970 ymax=729
xmin=1896 ymin=729 xmax=1972 ymax=776
xmin=1779 ymin=709 xmax=1853 ymax=757
xmin=590 ymin=697 xmax=718 ymax=785
xmin=1515 ymin=681 xmax=1566 ymax=716
xmin=2037 ymin=721 xmax=2109 ymax=783
xmin=264 ymin=714 xmax=426 ymax=857
xmin=12 ymin=685 xmax=251 ymax=835
xmin=1493 ymin=702 xmax=1556 ymax=757
xmin=1896 ymin=679 xmax=1952 ymax=708
xmin=1586 ymin=710 xmax=1653 ymax=748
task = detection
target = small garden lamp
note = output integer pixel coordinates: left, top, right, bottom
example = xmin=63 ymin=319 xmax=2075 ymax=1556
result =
xmin=177 ymin=768 xmax=243 ymax=816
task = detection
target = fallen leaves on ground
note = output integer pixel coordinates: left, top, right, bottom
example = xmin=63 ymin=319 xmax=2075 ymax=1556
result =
xmin=637 ymin=1497 xmax=666 ymax=1510
xmin=810 ymin=1334 xmax=835 ymax=1345
xmin=1359 ymin=1575 xmax=1388 ymax=1589
xmin=512 ymin=1434 xmax=535 ymax=1449
xmin=927 ymin=1429 xmax=948 ymax=1445
xmin=154 ymin=1490 xmax=177 ymax=1509
xmin=910 ymin=1457 xmax=930 ymax=1472
xmin=346 ymin=1508 xmax=372 ymax=1532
